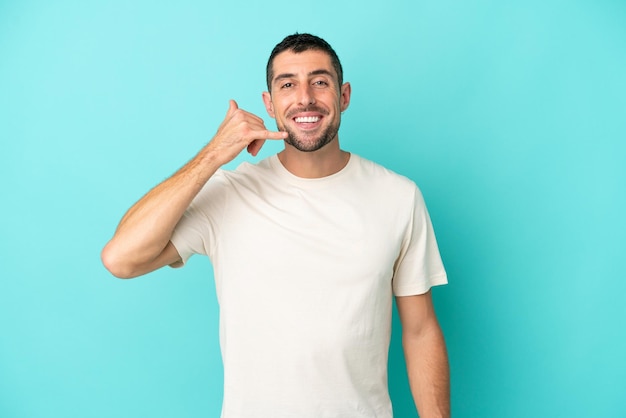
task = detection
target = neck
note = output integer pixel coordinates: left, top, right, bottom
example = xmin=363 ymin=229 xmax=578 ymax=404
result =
xmin=277 ymin=140 xmax=350 ymax=179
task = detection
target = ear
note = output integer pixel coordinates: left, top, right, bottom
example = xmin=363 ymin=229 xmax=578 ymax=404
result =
xmin=262 ymin=91 xmax=275 ymax=118
xmin=340 ymin=82 xmax=351 ymax=112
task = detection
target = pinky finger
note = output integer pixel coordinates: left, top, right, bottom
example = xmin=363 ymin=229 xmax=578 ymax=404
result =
xmin=263 ymin=130 xmax=289 ymax=140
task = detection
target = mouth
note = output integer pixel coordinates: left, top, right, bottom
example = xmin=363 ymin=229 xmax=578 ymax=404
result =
xmin=290 ymin=112 xmax=324 ymax=130
xmin=294 ymin=116 xmax=321 ymax=123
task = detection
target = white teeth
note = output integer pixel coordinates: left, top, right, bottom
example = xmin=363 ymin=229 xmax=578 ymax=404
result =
xmin=294 ymin=116 xmax=320 ymax=123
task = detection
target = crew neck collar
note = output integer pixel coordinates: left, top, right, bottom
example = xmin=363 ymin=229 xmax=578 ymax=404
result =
xmin=269 ymin=153 xmax=356 ymax=187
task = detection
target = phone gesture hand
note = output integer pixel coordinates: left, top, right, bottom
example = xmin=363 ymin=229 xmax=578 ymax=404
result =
xmin=210 ymin=100 xmax=287 ymax=164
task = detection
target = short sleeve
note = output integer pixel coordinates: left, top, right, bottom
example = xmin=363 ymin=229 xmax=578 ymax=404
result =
xmin=170 ymin=170 xmax=230 ymax=266
xmin=392 ymin=186 xmax=447 ymax=296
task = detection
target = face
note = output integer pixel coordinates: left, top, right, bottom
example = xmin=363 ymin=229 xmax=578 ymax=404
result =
xmin=263 ymin=50 xmax=351 ymax=152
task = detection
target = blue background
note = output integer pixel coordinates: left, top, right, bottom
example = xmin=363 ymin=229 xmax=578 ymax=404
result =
xmin=1 ymin=0 xmax=625 ymax=417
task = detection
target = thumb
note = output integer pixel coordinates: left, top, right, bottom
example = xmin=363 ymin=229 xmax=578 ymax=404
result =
xmin=227 ymin=99 xmax=238 ymax=116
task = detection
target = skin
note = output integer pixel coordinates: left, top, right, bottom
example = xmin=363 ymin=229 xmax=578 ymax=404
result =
xmin=101 ymin=48 xmax=449 ymax=417
xmin=397 ymin=292 xmax=451 ymax=418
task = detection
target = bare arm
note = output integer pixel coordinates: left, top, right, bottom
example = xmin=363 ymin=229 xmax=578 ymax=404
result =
xmin=101 ymin=100 xmax=287 ymax=278
xmin=396 ymin=291 xmax=450 ymax=418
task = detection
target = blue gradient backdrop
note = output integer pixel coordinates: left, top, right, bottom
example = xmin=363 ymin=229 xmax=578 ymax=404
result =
xmin=1 ymin=1 xmax=624 ymax=417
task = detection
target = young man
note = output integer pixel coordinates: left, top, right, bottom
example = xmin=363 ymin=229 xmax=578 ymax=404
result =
xmin=102 ymin=33 xmax=450 ymax=418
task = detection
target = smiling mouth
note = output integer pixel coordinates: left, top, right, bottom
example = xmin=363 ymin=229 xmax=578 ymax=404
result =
xmin=294 ymin=116 xmax=321 ymax=123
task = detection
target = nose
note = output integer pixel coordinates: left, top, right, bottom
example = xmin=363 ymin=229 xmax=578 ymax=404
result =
xmin=297 ymin=84 xmax=316 ymax=106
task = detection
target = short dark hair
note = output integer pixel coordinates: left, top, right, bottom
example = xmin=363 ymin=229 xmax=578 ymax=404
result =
xmin=266 ymin=33 xmax=344 ymax=91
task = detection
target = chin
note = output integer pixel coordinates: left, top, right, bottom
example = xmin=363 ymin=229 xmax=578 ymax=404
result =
xmin=283 ymin=125 xmax=339 ymax=153
xmin=285 ymin=135 xmax=335 ymax=153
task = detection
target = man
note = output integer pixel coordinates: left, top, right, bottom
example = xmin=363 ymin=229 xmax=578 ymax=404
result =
xmin=102 ymin=33 xmax=450 ymax=418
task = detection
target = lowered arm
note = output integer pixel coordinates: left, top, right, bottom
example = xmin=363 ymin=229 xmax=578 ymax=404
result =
xmin=396 ymin=291 xmax=450 ymax=418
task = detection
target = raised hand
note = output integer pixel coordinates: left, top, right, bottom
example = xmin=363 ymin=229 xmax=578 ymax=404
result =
xmin=102 ymin=99 xmax=287 ymax=279
xmin=209 ymin=100 xmax=287 ymax=165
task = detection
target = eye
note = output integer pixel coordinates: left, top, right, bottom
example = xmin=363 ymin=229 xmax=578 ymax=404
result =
xmin=313 ymin=80 xmax=329 ymax=87
xmin=281 ymin=82 xmax=294 ymax=89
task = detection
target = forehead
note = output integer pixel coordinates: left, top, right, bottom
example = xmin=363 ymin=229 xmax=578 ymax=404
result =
xmin=271 ymin=49 xmax=336 ymax=80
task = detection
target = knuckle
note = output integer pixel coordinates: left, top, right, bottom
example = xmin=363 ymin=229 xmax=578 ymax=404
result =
xmin=241 ymin=126 xmax=253 ymax=138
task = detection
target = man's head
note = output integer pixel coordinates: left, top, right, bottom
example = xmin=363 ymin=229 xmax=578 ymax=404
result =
xmin=263 ymin=34 xmax=350 ymax=153
xmin=266 ymin=33 xmax=343 ymax=92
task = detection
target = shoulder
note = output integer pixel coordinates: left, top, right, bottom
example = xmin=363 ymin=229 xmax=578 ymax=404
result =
xmin=351 ymin=154 xmax=419 ymax=195
xmin=219 ymin=156 xmax=275 ymax=181
xmin=208 ymin=156 xmax=279 ymax=196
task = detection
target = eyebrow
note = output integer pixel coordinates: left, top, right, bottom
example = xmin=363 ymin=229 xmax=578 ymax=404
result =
xmin=272 ymin=69 xmax=335 ymax=85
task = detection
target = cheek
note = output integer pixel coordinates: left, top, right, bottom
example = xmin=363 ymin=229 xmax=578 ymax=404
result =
xmin=274 ymin=106 xmax=286 ymax=120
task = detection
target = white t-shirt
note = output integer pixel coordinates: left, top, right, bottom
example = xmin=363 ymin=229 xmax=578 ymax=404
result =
xmin=171 ymin=154 xmax=447 ymax=418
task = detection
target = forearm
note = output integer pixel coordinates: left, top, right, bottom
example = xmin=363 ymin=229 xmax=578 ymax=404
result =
xmin=403 ymin=322 xmax=450 ymax=418
xmin=102 ymin=145 xmax=222 ymax=277
xmin=101 ymin=100 xmax=287 ymax=278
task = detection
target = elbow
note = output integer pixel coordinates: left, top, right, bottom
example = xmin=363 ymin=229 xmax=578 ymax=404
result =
xmin=101 ymin=241 xmax=138 ymax=279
